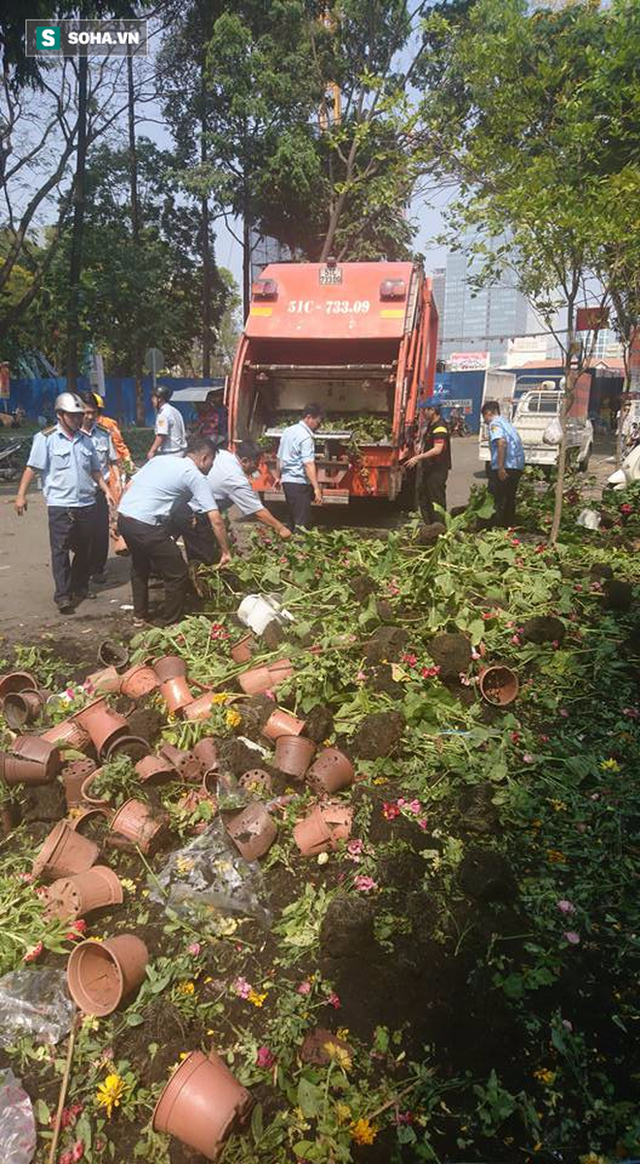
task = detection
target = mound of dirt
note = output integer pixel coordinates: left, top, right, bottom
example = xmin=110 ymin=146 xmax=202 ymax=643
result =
xmin=521 ymin=615 xmax=566 ymax=645
xmin=350 ymin=710 xmax=405 ymax=759
xmin=320 ymin=893 xmax=376 ymax=958
xmin=604 ymin=579 xmax=633 ymax=612
xmin=428 ymin=632 xmax=472 ymax=677
xmin=459 ymin=847 xmax=517 ymax=903
xmin=303 ymin=704 xmax=334 ymax=744
xmin=416 ymin=521 xmax=446 ymax=545
xmin=362 ymin=625 xmax=409 ymax=665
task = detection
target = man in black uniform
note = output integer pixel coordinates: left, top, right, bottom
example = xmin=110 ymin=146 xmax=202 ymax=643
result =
xmin=405 ymin=401 xmax=451 ymax=523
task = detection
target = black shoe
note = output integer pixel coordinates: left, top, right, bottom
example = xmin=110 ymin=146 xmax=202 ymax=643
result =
xmin=92 ymin=571 xmax=108 ymax=584
xmin=73 ymin=590 xmax=97 ymax=602
xmin=57 ymin=600 xmax=75 ymax=615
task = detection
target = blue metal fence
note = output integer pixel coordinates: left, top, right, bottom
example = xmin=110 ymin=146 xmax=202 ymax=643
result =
xmin=1 ymin=375 xmax=223 ymax=428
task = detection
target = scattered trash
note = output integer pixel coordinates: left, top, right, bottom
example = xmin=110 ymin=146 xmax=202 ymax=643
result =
xmin=236 ymin=594 xmax=293 ymax=636
xmin=0 ymin=969 xmax=76 ymax=1048
xmin=577 ymin=508 xmax=601 ymax=530
xmin=0 ymin=1068 xmax=37 ymax=1164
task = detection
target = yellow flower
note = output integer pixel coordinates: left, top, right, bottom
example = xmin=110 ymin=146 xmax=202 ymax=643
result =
xmin=336 ymin=1027 xmax=350 ymax=1041
xmin=177 ymin=980 xmax=195 ymax=995
xmin=211 ymin=692 xmax=229 ymax=704
xmin=335 ymin=1102 xmax=352 ymax=1124
xmin=120 ymin=878 xmax=137 ymax=893
xmin=323 ymin=1041 xmax=352 ymax=1072
xmin=548 ymin=799 xmax=566 ymax=812
xmin=350 ymin=1118 xmax=377 ymax=1145
xmin=547 ymin=849 xmax=566 ymax=864
xmin=600 ymin=758 xmax=620 ymax=772
xmin=533 ymin=1068 xmax=556 ymax=1086
xmin=95 ymin=1072 xmax=126 ymax=1118
xmin=226 ymin=709 xmax=242 ymax=729
xmin=372 ymin=776 xmax=387 ymax=785
xmin=247 ymin=989 xmax=268 ymax=1008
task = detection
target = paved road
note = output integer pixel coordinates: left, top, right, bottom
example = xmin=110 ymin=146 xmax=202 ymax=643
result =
xmin=0 ymin=435 xmax=615 ymax=653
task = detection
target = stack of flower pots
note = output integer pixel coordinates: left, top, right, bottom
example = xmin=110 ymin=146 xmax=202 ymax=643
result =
xmin=155 ymin=656 xmax=194 ymax=716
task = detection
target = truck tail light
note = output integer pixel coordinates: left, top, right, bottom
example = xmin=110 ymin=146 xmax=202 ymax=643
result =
xmin=252 ymin=278 xmax=278 ymax=299
xmin=380 ymin=279 xmax=406 ymax=300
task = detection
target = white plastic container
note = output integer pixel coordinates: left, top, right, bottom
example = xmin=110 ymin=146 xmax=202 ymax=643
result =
xmin=236 ymin=594 xmax=293 ymax=636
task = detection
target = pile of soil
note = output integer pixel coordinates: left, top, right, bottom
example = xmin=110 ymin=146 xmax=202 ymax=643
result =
xmin=428 ymin=632 xmax=472 ymax=677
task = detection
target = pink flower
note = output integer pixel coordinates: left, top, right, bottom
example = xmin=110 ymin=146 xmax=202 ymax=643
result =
xmin=60 ymin=1151 xmax=74 ymax=1164
xmin=511 ymin=634 xmax=521 ymax=646
xmin=233 ymin=977 xmax=251 ymax=999
xmin=564 ymin=931 xmax=581 ymax=945
xmin=297 ymin=980 xmax=312 ymax=996
xmin=559 ymin=708 xmax=569 ymax=718
xmin=623 ymin=707 xmax=639 ymax=719
xmin=345 ymin=839 xmax=363 ymax=862
xmin=420 ymin=665 xmax=440 ymax=679
xmin=356 ymin=670 xmax=367 ymax=682
xmin=354 ymin=875 xmax=378 ymax=893
xmin=326 ymin=991 xmax=341 ymax=1009
xmin=382 ymin=802 xmax=400 ymax=820
xmin=510 ymin=731 xmax=521 ymax=744
xmin=557 ymin=900 xmax=576 ymax=915
xmin=407 ymin=799 xmax=422 ymax=814
xmin=23 ymin=941 xmax=43 ymax=963
xmin=256 ymin=1046 xmax=275 ymax=1069
xmin=417 ymin=817 xmax=428 ymax=830
xmin=17 ymin=872 xmax=34 ymax=884
xmin=511 ymin=537 xmax=521 ymax=546
xmin=264 ymin=688 xmax=275 ymax=700
xmin=401 ymin=653 xmax=417 ymax=666
xmin=539 ymin=734 xmax=549 ymax=743
xmin=187 ymin=942 xmax=201 ymax=956
xmin=522 ymin=753 xmax=534 ymax=764
xmin=72 ymin=1142 xmax=85 ymax=1162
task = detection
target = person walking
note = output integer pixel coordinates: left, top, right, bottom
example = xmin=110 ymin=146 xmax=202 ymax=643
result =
xmin=80 ymin=392 xmax=118 ymax=584
xmin=171 ymin=440 xmax=292 ymax=563
xmin=481 ymin=400 xmax=525 ymax=527
xmin=404 ymin=401 xmax=451 ymax=523
xmin=274 ymin=404 xmax=324 ymax=529
xmin=147 ymin=386 xmax=187 ymax=459
xmin=117 ymin=436 xmax=230 ymax=626
xmin=14 ymin=392 xmax=115 ymax=614
xmin=82 ymin=391 xmax=132 ymax=471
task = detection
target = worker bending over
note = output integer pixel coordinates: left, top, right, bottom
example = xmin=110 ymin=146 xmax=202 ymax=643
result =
xmin=117 ymin=436 xmax=229 ymax=626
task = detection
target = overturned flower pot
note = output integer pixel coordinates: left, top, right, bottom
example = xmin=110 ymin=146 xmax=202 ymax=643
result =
xmin=238 ymin=768 xmax=272 ymax=796
xmin=41 ymin=717 xmax=91 ymax=752
xmin=262 ymin=707 xmax=305 ymax=742
xmin=230 ymin=633 xmax=255 ymax=665
xmin=159 ymin=743 xmax=202 ymax=782
xmin=153 ymin=1049 xmax=252 ymax=1162
xmin=307 ymin=748 xmax=354 ymax=795
xmin=63 ymin=757 xmax=97 ymax=809
xmin=67 ymin=934 xmax=149 ymax=1016
xmin=105 ymin=734 xmax=150 ymax=763
xmin=85 ymin=666 xmax=122 ymax=696
xmin=2 ymin=736 xmax=60 ymax=786
xmin=135 ymin=754 xmax=178 ymax=785
xmin=80 ymin=769 xmax=111 ymax=809
xmin=109 ymin=798 xmax=166 ymax=854
xmin=154 ymin=655 xmax=187 ymax=683
xmin=3 ymin=689 xmax=46 ymax=730
xmin=73 ymin=697 xmax=129 ymax=758
xmin=293 ymin=802 xmax=353 ymax=857
xmin=44 ymin=864 xmax=123 ymax=921
xmin=224 ymin=802 xmax=277 ymax=861
xmin=193 ymin=737 xmax=218 ymax=773
xmin=160 ymin=676 xmax=194 ymax=716
xmin=183 ymin=691 xmax=219 ymax=722
xmin=119 ymin=663 xmax=160 ymax=701
xmin=32 ymin=819 xmax=99 ymax=881
xmin=238 ymin=665 xmax=273 ymax=697
xmin=479 ymin=665 xmax=519 ymax=706
xmin=67 ymin=806 xmax=113 ymax=835
xmin=97 ymin=640 xmax=130 ymax=671
xmin=274 ymin=734 xmax=316 ymax=779
xmin=0 ymin=671 xmax=38 ymax=705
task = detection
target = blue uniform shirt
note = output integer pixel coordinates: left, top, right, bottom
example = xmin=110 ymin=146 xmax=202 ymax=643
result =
xmin=118 ymin=454 xmax=217 ymax=526
xmin=27 ymin=424 xmax=101 ymax=507
xmin=190 ymin=449 xmax=263 ymax=517
xmin=488 ymin=416 xmax=525 ymax=471
xmin=277 ymin=421 xmax=316 ymax=484
xmin=85 ymin=423 xmax=117 ymax=481
xmin=155 ymin=402 xmax=187 ymax=454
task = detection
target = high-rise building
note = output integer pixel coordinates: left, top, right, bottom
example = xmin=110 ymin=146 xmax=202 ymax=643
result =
xmin=430 ymin=267 xmax=446 ymax=360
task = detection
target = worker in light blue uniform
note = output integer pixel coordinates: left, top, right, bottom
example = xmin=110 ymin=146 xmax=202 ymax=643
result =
xmin=14 ymin=392 xmax=116 ymax=615
xmin=170 ymin=441 xmax=291 ymax=563
xmin=274 ymin=403 xmax=324 ymax=529
xmin=80 ymin=391 xmax=118 ymax=583
xmin=117 ymin=436 xmax=231 ymax=626
xmin=482 ymin=400 xmax=525 ymax=527
xmin=147 ymin=385 xmax=187 ymax=458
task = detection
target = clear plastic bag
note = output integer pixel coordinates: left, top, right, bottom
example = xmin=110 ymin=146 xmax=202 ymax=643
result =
xmin=0 ymin=969 xmax=76 ymax=1048
xmin=577 ymin=507 xmax=601 ymax=530
xmin=543 ymin=417 xmax=563 ymax=445
xmin=148 ymin=819 xmax=272 ymax=928
xmin=0 ymin=1069 xmax=37 ymax=1164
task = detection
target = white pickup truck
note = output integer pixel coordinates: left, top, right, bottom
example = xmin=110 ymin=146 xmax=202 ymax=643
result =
xmin=479 ymin=374 xmax=594 ymax=471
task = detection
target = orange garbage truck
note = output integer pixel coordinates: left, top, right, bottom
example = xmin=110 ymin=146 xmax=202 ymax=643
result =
xmin=227 ymin=259 xmax=439 ymax=504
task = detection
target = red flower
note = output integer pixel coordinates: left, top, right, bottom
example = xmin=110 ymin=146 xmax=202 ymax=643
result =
xmin=382 ymin=802 xmax=401 ymax=820
xmin=23 ymin=941 xmax=43 ymax=963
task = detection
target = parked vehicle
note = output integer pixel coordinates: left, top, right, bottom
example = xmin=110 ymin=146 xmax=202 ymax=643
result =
xmin=479 ymin=375 xmax=593 ymax=471
xmin=227 ymin=260 xmax=439 ymax=503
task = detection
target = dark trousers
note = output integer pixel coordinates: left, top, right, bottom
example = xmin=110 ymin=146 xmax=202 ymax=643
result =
xmin=90 ymin=490 xmax=110 ymax=576
xmin=47 ymin=504 xmax=96 ymax=606
xmin=170 ymin=503 xmax=219 ymax=565
xmin=418 ymin=464 xmax=448 ymax=524
xmin=488 ymin=468 xmax=523 ymax=527
xmin=282 ymin=482 xmax=313 ymax=529
xmin=117 ymin=514 xmax=188 ymax=624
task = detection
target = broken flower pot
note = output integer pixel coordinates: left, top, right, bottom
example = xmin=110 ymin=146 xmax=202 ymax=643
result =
xmin=193 ymin=738 xmax=218 ymax=773
xmin=159 ymin=743 xmax=202 ymax=782
xmin=63 ymin=757 xmax=97 ymax=809
xmin=32 ymin=820 xmax=99 ymax=881
xmin=293 ymin=802 xmax=353 ymax=857
xmin=307 ymin=748 xmax=354 ymax=795
xmin=44 ymin=865 xmax=123 ymax=921
xmin=153 ymin=655 xmax=188 ymax=682
xmin=80 ymin=769 xmax=111 ymax=809
xmin=224 ymin=802 xmax=277 ymax=861
xmin=183 ymin=692 xmax=218 ymax=722
xmin=2 ymin=736 xmax=60 ymax=786
xmin=41 ymin=717 xmax=91 ymax=752
xmin=0 ymin=671 xmax=38 ymax=705
xmin=73 ymin=698 xmax=129 ymax=758
xmin=3 ymin=689 xmax=46 ymax=730
xmin=153 ymin=1049 xmax=252 ymax=1162
xmin=238 ymin=768 xmax=272 ymax=796
xmin=85 ymin=666 xmax=121 ymax=696
xmin=109 ymin=798 xmax=166 ymax=854
xmin=67 ymin=934 xmax=149 ymax=1016
xmin=119 ymin=663 xmax=160 ymax=701
xmin=274 ymin=734 xmax=316 ymax=779
xmin=159 ymin=676 xmax=194 ymax=716
xmin=135 ymin=754 xmax=178 ymax=785
xmin=479 ymin=665 xmax=519 ymax=707
xmin=262 ymin=707 xmax=305 ymax=741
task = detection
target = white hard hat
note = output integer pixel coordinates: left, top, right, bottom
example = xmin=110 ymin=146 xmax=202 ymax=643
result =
xmin=54 ymin=392 xmax=85 ymax=414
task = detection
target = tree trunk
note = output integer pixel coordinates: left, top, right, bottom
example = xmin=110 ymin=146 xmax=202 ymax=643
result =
xmin=200 ymin=69 xmax=212 ymax=378
xmin=65 ymin=56 xmax=88 ymax=392
xmin=127 ymin=51 xmax=145 ymax=426
xmin=242 ymin=212 xmax=252 ymax=321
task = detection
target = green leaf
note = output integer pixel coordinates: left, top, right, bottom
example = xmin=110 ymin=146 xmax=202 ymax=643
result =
xmin=297 ymin=1078 xmax=323 ymax=1118
xmin=34 ymin=1099 xmax=51 ymax=1126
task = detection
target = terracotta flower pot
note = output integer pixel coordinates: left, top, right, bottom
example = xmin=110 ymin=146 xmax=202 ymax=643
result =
xmin=32 ymin=820 xmax=100 ymax=880
xmin=230 ymin=634 xmax=254 ymax=665
xmin=238 ymin=665 xmax=272 ymax=696
xmin=153 ymin=1049 xmax=252 ymax=1161
xmin=105 ymin=734 xmax=150 ymax=763
xmin=63 ymin=758 xmax=97 ymax=808
xmin=135 ymin=754 xmax=178 ymax=785
xmin=80 ymin=769 xmax=111 ymax=809
xmin=225 ymin=803 xmax=277 ymax=861
xmin=119 ymin=663 xmax=160 ymax=700
xmin=183 ymin=692 xmax=218 ymax=722
xmin=44 ymin=865 xmax=123 ymax=921
xmin=3 ymin=736 xmax=60 ymax=786
xmin=85 ymin=666 xmax=122 ymax=696
xmin=238 ymin=769 xmax=272 ymax=796
xmin=274 ymin=735 xmax=316 ymax=778
xmin=41 ymin=717 xmax=91 ymax=752
xmin=160 ymin=677 xmax=194 ymax=715
xmin=154 ymin=655 xmax=187 ymax=682
xmin=67 ymin=934 xmax=149 ymax=1016
xmin=293 ymin=802 xmax=353 ymax=857
xmin=0 ymin=671 xmax=38 ymax=704
xmin=178 ymin=786 xmax=216 ymax=821
xmin=3 ymin=690 xmax=45 ymax=730
xmin=268 ymin=658 xmax=294 ymax=687
xmin=307 ymin=748 xmax=354 ymax=795
xmin=262 ymin=707 xmax=305 ymax=741
xmin=67 ymin=807 xmax=113 ymax=834
xmin=193 ymin=738 xmax=218 ymax=773
xmin=73 ymin=698 xmax=129 ymax=758
xmin=109 ymin=798 xmax=166 ymax=854
xmin=159 ymin=743 xmax=202 ymax=782
xmin=97 ymin=640 xmax=129 ymax=671
xmin=479 ymin=665 xmax=519 ymax=706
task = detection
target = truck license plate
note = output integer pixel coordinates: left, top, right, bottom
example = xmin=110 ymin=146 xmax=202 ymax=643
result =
xmin=319 ymin=265 xmax=343 ymax=285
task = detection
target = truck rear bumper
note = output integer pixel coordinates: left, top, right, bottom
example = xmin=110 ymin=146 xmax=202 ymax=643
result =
xmin=264 ymin=489 xmax=351 ymax=505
